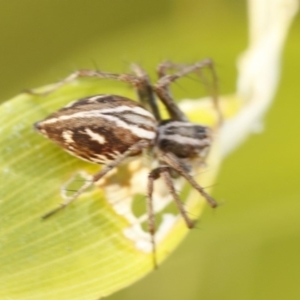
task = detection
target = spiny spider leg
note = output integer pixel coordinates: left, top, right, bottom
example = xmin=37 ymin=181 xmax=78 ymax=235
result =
xmin=154 ymin=59 xmax=223 ymax=125
xmin=42 ymin=139 xmax=151 ymax=219
xmin=147 ymin=165 xmax=195 ymax=268
xmin=131 ymin=64 xmax=161 ymax=121
xmin=155 ymin=61 xmax=187 ymax=121
xmin=28 ymin=67 xmax=162 ymax=121
xmin=160 ymin=167 xmax=195 ymax=228
xmin=193 ymin=61 xmax=222 ymax=126
xmin=27 ymin=69 xmax=140 ymax=97
xmin=160 ymin=152 xmax=218 ymax=208
xmin=157 ymin=60 xmax=215 ymax=96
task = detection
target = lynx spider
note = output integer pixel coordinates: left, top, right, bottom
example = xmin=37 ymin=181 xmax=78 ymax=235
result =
xmin=34 ymin=60 xmax=222 ymax=267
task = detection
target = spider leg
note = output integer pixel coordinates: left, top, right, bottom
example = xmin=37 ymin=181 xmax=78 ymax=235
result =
xmin=160 ymin=152 xmax=218 ymax=208
xmin=160 ymin=168 xmax=195 ymax=229
xmin=28 ymin=66 xmax=162 ymax=122
xmin=42 ymin=139 xmax=151 ymax=219
xmin=155 ymin=61 xmax=188 ymax=121
xmin=147 ymin=165 xmax=195 ymax=268
xmin=131 ymin=64 xmax=161 ymax=121
xmin=27 ymin=69 xmax=141 ymax=96
xmin=147 ymin=168 xmax=160 ymax=268
xmin=154 ymin=70 xmax=188 ymax=122
xmin=154 ymin=59 xmax=223 ymax=125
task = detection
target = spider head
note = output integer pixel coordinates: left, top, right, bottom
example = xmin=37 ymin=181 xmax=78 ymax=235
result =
xmin=156 ymin=120 xmax=212 ymax=160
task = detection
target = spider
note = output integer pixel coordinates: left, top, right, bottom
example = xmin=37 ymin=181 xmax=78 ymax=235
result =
xmin=33 ymin=60 xmax=222 ymax=266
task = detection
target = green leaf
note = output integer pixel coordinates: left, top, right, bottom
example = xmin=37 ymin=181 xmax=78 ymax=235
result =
xmin=0 ymin=79 xmax=223 ymax=300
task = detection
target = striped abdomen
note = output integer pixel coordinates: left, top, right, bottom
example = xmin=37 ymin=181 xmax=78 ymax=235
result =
xmin=34 ymin=95 xmax=157 ymax=164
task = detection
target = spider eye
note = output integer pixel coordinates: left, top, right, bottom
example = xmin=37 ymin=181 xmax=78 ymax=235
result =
xmin=196 ymin=127 xmax=206 ymax=134
xmin=194 ymin=126 xmax=209 ymax=138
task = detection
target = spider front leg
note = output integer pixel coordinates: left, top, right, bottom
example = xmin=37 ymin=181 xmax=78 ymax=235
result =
xmin=147 ymin=165 xmax=196 ymax=267
xmin=154 ymin=62 xmax=188 ymax=122
xmin=155 ymin=59 xmax=223 ymax=125
xmin=161 ymin=152 xmax=218 ymax=208
xmin=131 ymin=64 xmax=161 ymax=121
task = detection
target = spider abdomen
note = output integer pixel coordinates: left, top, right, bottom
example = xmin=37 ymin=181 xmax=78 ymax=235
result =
xmin=34 ymin=94 xmax=157 ymax=164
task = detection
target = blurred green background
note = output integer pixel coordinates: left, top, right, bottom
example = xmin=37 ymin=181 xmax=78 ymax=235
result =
xmin=0 ymin=0 xmax=299 ymax=299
